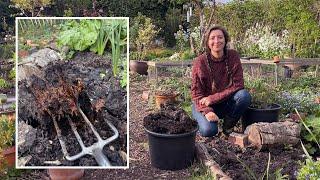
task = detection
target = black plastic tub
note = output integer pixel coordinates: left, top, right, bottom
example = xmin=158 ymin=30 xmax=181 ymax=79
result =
xmin=242 ymin=103 xmax=282 ymax=129
xmin=144 ymin=126 xmax=198 ymax=171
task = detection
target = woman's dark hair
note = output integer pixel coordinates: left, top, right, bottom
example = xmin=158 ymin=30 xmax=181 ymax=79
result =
xmin=204 ymin=25 xmax=230 ymax=54
xmin=204 ymin=25 xmax=233 ymax=91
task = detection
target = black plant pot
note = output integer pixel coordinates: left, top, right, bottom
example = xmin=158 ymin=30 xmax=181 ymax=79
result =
xmin=129 ymin=60 xmax=148 ymax=75
xmin=144 ymin=126 xmax=198 ymax=170
xmin=242 ymin=103 xmax=281 ymax=129
xmin=284 ymin=66 xmax=293 ymax=78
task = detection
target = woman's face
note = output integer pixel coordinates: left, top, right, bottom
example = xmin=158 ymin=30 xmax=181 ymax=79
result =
xmin=207 ymin=29 xmax=226 ymax=53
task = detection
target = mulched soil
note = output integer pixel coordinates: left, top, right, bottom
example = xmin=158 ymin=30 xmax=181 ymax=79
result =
xmin=18 ymin=51 xmax=127 ymax=166
xmin=143 ymin=104 xmax=197 ymax=134
xmin=205 ymin=137 xmax=305 ymax=179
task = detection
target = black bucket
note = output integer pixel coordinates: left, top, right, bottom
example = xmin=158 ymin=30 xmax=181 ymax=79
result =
xmin=145 ymin=126 xmax=198 ymax=170
xmin=242 ymin=103 xmax=281 ymax=129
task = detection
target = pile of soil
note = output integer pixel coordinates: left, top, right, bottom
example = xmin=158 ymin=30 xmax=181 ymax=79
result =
xmin=18 ymin=51 xmax=127 ymax=166
xmin=206 ymin=138 xmax=305 ymax=179
xmin=143 ymin=104 xmax=197 ymax=134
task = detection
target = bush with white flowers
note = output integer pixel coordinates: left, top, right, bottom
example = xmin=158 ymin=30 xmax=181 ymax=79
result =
xmin=240 ymin=23 xmax=290 ymax=59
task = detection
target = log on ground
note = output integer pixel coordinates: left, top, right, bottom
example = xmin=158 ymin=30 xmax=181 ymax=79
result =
xmin=244 ymin=121 xmax=301 ymax=150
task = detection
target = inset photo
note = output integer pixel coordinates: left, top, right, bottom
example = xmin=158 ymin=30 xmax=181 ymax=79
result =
xmin=16 ymin=17 xmax=128 ymax=168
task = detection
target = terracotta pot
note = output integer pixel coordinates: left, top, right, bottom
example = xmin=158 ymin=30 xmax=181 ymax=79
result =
xmin=155 ymin=94 xmax=178 ymax=108
xmin=0 ymin=110 xmax=15 ymax=121
xmin=18 ymin=50 xmax=29 ymax=58
xmin=129 ymin=60 xmax=148 ymax=75
xmin=48 ymin=169 xmax=85 ymax=180
xmin=1 ymin=146 xmax=15 ymax=167
xmin=273 ymin=56 xmax=280 ymax=63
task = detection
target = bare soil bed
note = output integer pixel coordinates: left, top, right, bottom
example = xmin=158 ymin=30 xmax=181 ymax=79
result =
xmin=18 ymin=52 xmax=127 ymax=166
xmin=205 ymin=137 xmax=305 ymax=179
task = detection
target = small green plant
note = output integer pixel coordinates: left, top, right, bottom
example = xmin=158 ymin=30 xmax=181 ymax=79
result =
xmin=244 ymin=78 xmax=277 ymax=108
xmin=297 ymin=142 xmax=320 ymax=180
xmin=0 ymin=78 xmax=10 ymax=89
xmin=0 ymin=115 xmax=15 ymax=149
xmin=120 ymin=58 xmax=127 ymax=88
xmin=189 ymin=163 xmax=216 ymax=180
xmin=9 ymin=68 xmax=15 ymax=80
xmin=295 ymin=109 xmax=320 ymax=179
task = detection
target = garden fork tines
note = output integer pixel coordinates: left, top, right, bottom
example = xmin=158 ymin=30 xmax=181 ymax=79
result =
xmin=53 ymin=105 xmax=119 ymax=166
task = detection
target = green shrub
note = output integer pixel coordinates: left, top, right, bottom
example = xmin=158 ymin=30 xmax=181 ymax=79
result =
xmin=0 ymin=44 xmax=15 ymax=59
xmin=181 ymin=49 xmax=196 ymax=60
xmin=297 ymin=159 xmax=320 ymax=180
xmin=0 ymin=78 xmax=10 ymax=89
xmin=144 ymin=48 xmax=175 ymax=60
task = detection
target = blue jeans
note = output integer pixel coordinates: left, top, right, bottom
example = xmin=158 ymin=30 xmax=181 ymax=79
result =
xmin=192 ymin=89 xmax=251 ymax=137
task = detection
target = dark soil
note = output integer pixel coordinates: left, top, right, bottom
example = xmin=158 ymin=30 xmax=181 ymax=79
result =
xmin=18 ymin=51 xmax=127 ymax=166
xmin=143 ymin=104 xmax=197 ymax=134
xmin=250 ymin=102 xmax=281 ymax=109
xmin=206 ymin=138 xmax=305 ymax=179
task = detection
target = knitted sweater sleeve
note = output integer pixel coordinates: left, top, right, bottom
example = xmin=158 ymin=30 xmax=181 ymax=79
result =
xmin=191 ymin=58 xmax=214 ymax=115
xmin=207 ymin=51 xmax=244 ymax=104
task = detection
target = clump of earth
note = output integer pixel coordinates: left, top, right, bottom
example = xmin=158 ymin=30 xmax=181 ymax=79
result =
xmin=18 ymin=51 xmax=127 ymax=166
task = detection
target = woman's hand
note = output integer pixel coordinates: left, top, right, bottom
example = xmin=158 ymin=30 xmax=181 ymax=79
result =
xmin=205 ymin=112 xmax=219 ymax=122
xmin=200 ymin=97 xmax=211 ymax=106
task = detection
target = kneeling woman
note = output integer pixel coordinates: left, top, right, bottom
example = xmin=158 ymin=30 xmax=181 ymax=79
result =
xmin=191 ymin=25 xmax=251 ymax=137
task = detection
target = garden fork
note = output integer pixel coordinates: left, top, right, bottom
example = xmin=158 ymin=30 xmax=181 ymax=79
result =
xmin=53 ymin=105 xmax=119 ymax=166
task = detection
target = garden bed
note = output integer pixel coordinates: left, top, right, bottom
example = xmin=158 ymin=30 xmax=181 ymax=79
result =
xmin=18 ymin=51 xmax=127 ymax=166
xmin=205 ymin=137 xmax=305 ymax=179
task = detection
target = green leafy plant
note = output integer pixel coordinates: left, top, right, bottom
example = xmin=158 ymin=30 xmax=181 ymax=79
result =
xmin=120 ymin=58 xmax=127 ymax=88
xmin=295 ymin=109 xmax=320 ymax=179
xmin=189 ymin=163 xmax=216 ymax=180
xmin=0 ymin=78 xmax=10 ymax=89
xmin=297 ymin=142 xmax=320 ymax=180
xmin=57 ymin=19 xmax=127 ymax=77
xmin=244 ymin=78 xmax=277 ymax=108
xmin=57 ymin=19 xmax=101 ymax=58
xmin=9 ymin=68 xmax=15 ymax=80
xmin=0 ymin=115 xmax=15 ymax=175
xmin=0 ymin=115 xmax=15 ymax=148
xmin=298 ymin=109 xmax=320 ymax=155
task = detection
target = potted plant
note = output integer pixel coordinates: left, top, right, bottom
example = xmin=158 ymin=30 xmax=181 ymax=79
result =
xmin=273 ymin=55 xmax=280 ymax=63
xmin=143 ymin=105 xmax=198 ymax=170
xmin=0 ymin=115 xmax=15 ymax=169
xmin=243 ymin=78 xmax=281 ymax=128
xmin=151 ymin=78 xmax=180 ymax=109
xmin=129 ymin=13 xmax=159 ymax=75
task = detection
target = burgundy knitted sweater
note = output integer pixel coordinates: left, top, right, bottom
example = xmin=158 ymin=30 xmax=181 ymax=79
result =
xmin=191 ymin=49 xmax=244 ymax=115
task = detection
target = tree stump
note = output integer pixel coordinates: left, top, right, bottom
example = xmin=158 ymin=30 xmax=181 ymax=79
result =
xmin=244 ymin=121 xmax=301 ymax=150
